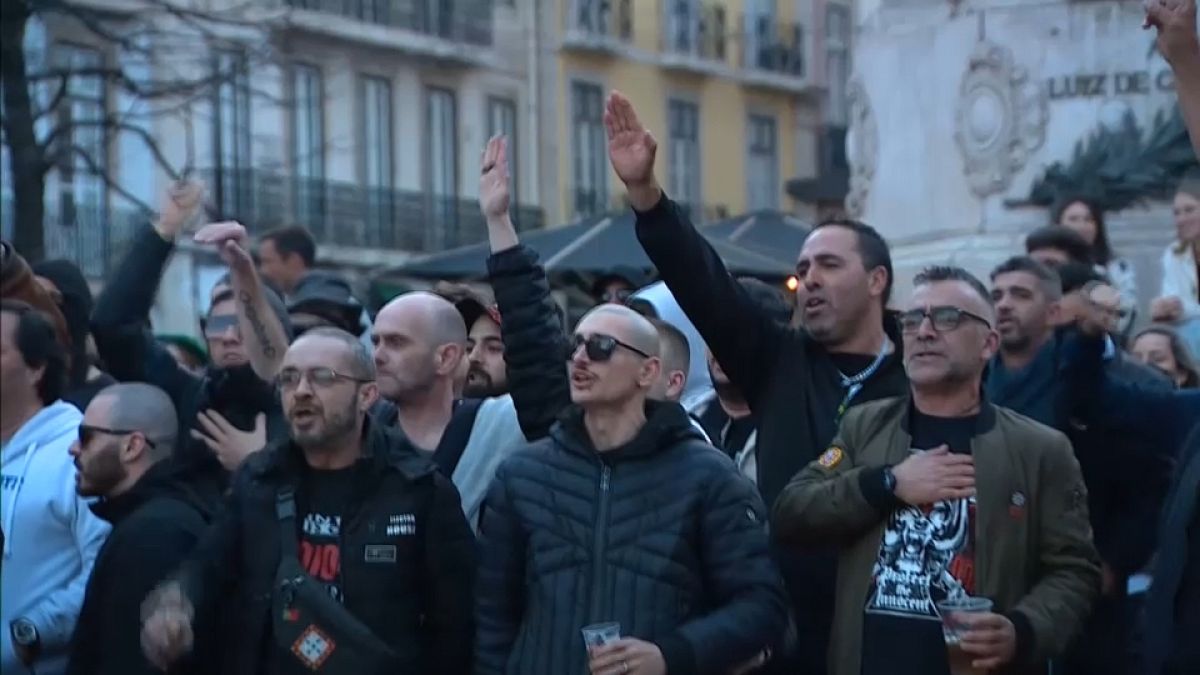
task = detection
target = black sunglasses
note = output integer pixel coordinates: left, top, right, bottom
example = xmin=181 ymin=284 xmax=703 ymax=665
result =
xmin=78 ymin=424 xmax=156 ymax=448
xmin=898 ymin=306 xmax=993 ymax=334
xmin=201 ymin=313 xmax=240 ymax=339
xmin=570 ymin=333 xmax=651 ymax=362
xmin=277 ymin=367 xmax=372 ymax=390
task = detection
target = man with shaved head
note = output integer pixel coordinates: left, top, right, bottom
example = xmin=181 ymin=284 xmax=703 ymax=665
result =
xmin=476 ymin=302 xmax=788 ymax=675
xmin=774 ymin=266 xmax=1099 ymax=675
xmin=67 ymin=383 xmax=214 ymax=675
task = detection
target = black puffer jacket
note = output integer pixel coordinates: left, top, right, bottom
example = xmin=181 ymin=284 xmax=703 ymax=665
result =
xmin=475 ymin=401 xmax=788 ymax=675
xmin=179 ymin=419 xmax=476 ymax=675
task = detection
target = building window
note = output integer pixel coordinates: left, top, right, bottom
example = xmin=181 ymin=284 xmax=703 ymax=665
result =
xmin=291 ymin=64 xmax=325 ymax=235
xmin=667 ymin=99 xmax=700 ymax=215
xmin=55 ymin=44 xmax=107 ymax=229
xmin=746 ymin=113 xmax=778 ymax=210
xmin=486 ymin=96 xmax=519 ymax=211
xmin=826 ymin=4 xmax=851 ymax=127
xmin=213 ymin=50 xmax=252 ymax=221
xmin=426 ymin=87 xmax=458 ymax=248
xmin=571 ymin=81 xmax=606 ymax=217
xmin=361 ymin=75 xmax=393 ymax=244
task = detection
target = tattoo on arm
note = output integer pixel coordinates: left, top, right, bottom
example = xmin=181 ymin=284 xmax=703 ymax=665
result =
xmin=239 ymin=290 xmax=278 ymax=359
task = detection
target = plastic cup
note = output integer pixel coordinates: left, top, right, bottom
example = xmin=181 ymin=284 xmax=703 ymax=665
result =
xmin=580 ymin=622 xmax=621 ymax=649
xmin=937 ymin=597 xmax=993 ymax=675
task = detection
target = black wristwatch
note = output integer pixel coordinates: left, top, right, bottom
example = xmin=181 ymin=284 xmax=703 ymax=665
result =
xmin=11 ymin=617 xmax=38 ymax=648
xmin=881 ymin=466 xmax=898 ymax=494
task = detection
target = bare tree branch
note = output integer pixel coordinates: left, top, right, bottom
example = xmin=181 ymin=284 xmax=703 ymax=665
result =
xmin=41 ymin=117 xmax=182 ymax=181
xmin=65 ymin=143 xmax=157 ymax=214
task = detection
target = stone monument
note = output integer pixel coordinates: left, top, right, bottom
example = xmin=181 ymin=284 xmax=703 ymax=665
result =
xmin=848 ymin=0 xmax=1195 ymax=305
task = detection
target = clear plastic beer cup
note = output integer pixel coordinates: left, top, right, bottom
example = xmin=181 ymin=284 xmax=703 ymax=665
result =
xmin=937 ymin=597 xmax=993 ymax=675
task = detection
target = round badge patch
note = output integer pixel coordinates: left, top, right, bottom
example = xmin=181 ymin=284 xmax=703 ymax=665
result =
xmin=818 ymin=446 xmax=845 ymax=469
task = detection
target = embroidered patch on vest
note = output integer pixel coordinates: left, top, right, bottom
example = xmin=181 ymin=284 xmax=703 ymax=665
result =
xmin=292 ymin=625 xmax=335 ymax=670
xmin=818 ymin=446 xmax=844 ymax=469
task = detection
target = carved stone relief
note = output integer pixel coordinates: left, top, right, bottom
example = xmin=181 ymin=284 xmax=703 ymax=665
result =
xmin=953 ymin=41 xmax=1048 ymax=197
xmin=845 ymin=75 xmax=878 ymax=217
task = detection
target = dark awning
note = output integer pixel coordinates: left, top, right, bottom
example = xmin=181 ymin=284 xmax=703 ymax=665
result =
xmin=376 ymin=212 xmax=792 ymax=282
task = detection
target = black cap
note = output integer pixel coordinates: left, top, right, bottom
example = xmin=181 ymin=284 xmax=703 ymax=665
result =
xmin=288 ymin=271 xmax=364 ymax=335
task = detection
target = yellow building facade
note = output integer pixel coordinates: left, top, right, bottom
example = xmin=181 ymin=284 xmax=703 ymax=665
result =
xmin=549 ymin=0 xmax=826 ymax=224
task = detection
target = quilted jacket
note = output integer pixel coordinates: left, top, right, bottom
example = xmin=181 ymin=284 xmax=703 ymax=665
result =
xmin=475 ymin=400 xmax=788 ymax=675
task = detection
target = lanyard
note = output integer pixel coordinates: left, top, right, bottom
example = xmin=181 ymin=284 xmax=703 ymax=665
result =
xmin=833 ymin=339 xmax=890 ymax=425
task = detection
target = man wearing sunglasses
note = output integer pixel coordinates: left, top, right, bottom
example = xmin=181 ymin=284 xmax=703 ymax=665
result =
xmin=1 ymin=301 xmax=110 ymax=675
xmin=92 ymin=187 xmax=293 ymax=507
xmin=67 ymin=383 xmax=213 ymax=675
xmin=476 ymin=303 xmax=787 ymax=675
xmin=773 ymin=266 xmax=1099 ymax=675
xmin=142 ymin=328 xmax=474 ymax=675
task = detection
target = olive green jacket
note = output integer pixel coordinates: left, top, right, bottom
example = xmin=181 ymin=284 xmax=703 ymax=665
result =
xmin=772 ymin=396 xmax=1100 ymax=675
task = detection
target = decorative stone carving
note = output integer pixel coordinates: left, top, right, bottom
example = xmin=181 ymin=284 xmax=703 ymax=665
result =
xmin=953 ymin=41 xmax=1048 ymax=197
xmin=845 ymin=75 xmax=878 ymax=217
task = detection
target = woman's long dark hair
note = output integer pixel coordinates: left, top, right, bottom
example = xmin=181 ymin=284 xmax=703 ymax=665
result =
xmin=1053 ymin=197 xmax=1113 ymax=265
xmin=1133 ymin=325 xmax=1200 ymax=389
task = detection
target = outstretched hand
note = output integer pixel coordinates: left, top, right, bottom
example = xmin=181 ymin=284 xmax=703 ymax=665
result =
xmin=194 ymin=221 xmax=253 ymax=271
xmin=605 ymin=91 xmax=657 ymax=187
xmin=155 ymin=180 xmax=206 ymax=241
xmin=1144 ymin=0 xmax=1200 ymax=65
xmin=480 ymin=134 xmax=512 ymax=220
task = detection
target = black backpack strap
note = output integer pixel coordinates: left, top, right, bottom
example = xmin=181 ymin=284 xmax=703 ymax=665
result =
xmin=275 ymin=486 xmax=300 ymax=561
xmin=432 ymin=398 xmax=485 ymax=477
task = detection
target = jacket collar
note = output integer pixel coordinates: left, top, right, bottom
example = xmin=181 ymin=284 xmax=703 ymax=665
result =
xmin=90 ymin=460 xmax=183 ymax=524
xmin=252 ymin=416 xmax=436 ymax=483
xmin=551 ymin=399 xmax=703 ymax=461
xmin=897 ymin=391 xmax=998 ymax=437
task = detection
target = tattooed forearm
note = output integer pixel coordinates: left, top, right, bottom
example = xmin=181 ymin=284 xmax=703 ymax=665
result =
xmin=239 ymin=290 xmax=279 ymax=359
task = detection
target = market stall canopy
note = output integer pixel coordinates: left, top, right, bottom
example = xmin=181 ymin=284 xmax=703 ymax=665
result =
xmin=376 ymin=212 xmax=793 ymax=281
xmin=702 ymin=210 xmax=812 ymax=265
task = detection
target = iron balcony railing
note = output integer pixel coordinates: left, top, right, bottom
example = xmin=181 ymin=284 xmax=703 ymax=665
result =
xmin=660 ymin=0 xmax=728 ymax=63
xmin=740 ymin=14 xmax=804 ymax=78
xmin=564 ymin=0 xmax=634 ymax=44
xmin=284 ymin=0 xmax=494 ymax=48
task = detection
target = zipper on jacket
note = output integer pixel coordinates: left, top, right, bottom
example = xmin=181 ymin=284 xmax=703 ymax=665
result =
xmin=587 ymin=463 xmax=612 ymax=621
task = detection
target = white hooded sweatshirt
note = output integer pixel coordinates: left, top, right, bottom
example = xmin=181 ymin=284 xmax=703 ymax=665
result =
xmin=1 ymin=401 xmax=110 ymax=675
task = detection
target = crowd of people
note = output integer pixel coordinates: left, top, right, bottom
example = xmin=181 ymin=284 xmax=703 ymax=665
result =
xmin=1 ymin=3 xmax=1200 ymax=675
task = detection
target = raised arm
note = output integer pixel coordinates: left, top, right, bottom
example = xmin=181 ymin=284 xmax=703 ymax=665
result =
xmin=91 ymin=183 xmax=205 ymax=401
xmin=1147 ymin=0 xmax=1200 ymax=157
xmin=480 ymin=136 xmax=571 ymax=439
xmin=605 ymin=91 xmax=788 ymax=404
xmin=194 ymin=222 xmax=289 ymax=381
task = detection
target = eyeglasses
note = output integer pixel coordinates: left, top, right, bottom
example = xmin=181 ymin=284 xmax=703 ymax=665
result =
xmin=898 ymin=306 xmax=993 ymax=334
xmin=78 ymin=424 xmax=157 ymax=448
xmin=570 ymin=333 xmax=652 ymax=362
xmin=277 ymin=367 xmax=372 ymax=391
xmin=201 ymin=313 xmax=240 ymax=339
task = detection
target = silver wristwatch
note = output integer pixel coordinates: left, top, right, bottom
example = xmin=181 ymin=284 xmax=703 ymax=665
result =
xmin=11 ymin=618 xmax=38 ymax=647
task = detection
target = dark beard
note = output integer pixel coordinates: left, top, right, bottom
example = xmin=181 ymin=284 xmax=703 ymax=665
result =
xmin=464 ymin=366 xmax=505 ymax=399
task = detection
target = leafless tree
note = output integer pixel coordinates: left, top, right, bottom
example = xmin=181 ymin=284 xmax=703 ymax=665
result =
xmin=0 ymin=0 xmax=283 ymax=261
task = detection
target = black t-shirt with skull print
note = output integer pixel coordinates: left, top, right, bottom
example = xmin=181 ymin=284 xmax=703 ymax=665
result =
xmin=860 ymin=410 xmax=979 ymax=675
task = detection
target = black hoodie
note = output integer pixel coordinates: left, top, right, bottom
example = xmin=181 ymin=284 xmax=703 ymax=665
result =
xmin=66 ymin=460 xmax=214 ymax=675
xmin=476 ymin=400 xmax=788 ymax=675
